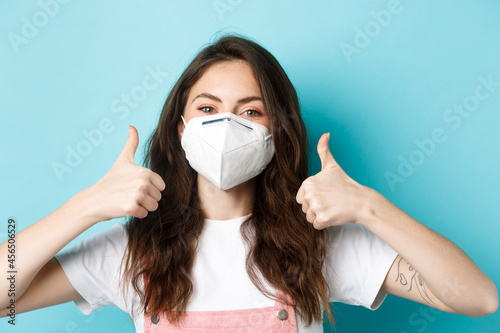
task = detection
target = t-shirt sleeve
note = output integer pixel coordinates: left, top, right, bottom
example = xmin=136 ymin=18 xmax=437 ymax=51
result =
xmin=324 ymin=223 xmax=398 ymax=310
xmin=54 ymin=222 xmax=128 ymax=315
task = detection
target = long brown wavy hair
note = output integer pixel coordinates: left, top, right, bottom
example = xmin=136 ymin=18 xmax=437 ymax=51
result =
xmin=119 ymin=34 xmax=335 ymax=327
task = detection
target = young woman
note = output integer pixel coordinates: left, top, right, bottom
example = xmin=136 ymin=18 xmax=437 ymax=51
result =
xmin=0 ymin=35 xmax=498 ymax=332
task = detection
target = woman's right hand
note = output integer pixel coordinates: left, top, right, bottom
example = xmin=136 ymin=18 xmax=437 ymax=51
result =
xmin=83 ymin=125 xmax=166 ymax=223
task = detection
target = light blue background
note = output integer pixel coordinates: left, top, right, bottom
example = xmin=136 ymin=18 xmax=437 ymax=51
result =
xmin=1 ymin=0 xmax=499 ymax=332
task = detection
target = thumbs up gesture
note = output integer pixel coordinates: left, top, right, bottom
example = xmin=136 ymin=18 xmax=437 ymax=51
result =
xmin=296 ymin=133 xmax=373 ymax=230
xmin=85 ymin=125 xmax=166 ymax=223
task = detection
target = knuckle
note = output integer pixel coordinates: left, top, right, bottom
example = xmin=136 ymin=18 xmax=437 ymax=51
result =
xmin=307 ymin=212 xmax=316 ymax=222
xmin=308 ymin=199 xmax=318 ymax=210
xmin=138 ymin=167 xmax=150 ymax=177
xmin=309 ymin=199 xmax=321 ymax=213
xmin=150 ymin=201 xmax=159 ymax=212
xmin=125 ymin=205 xmax=136 ymax=217
xmin=315 ymin=213 xmax=326 ymax=225
xmin=303 ymin=191 xmax=314 ymax=201
xmin=133 ymin=190 xmax=146 ymax=203
xmin=137 ymin=180 xmax=150 ymax=192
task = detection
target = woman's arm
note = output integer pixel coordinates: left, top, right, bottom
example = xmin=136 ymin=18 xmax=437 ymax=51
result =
xmin=296 ymin=133 xmax=498 ymax=317
xmin=0 ymin=126 xmax=165 ymax=311
xmin=362 ymin=190 xmax=498 ymax=316
xmin=0 ymin=188 xmax=97 ymax=310
xmin=0 ymin=257 xmax=82 ymax=317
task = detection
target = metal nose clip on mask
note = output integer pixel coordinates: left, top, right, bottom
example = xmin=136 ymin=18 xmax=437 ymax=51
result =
xmin=180 ymin=112 xmax=275 ymax=190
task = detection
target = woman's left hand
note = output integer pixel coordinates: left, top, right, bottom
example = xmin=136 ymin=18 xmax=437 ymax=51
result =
xmin=296 ymin=133 xmax=376 ymax=229
xmin=297 ymin=135 xmax=499 ymax=316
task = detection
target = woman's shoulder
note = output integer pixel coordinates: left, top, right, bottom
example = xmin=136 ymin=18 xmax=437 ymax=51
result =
xmin=54 ymin=222 xmax=134 ymax=316
xmin=324 ymin=222 xmax=397 ymax=278
xmin=324 ymin=223 xmax=398 ymax=308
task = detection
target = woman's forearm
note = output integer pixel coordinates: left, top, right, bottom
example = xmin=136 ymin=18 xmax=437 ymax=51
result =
xmin=0 ymin=187 xmax=99 ymax=309
xmin=359 ymin=189 xmax=498 ymax=316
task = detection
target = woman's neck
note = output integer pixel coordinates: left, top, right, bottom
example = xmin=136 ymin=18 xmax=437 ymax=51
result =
xmin=197 ymin=174 xmax=255 ymax=221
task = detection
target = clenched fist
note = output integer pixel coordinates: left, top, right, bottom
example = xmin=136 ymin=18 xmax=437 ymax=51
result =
xmin=296 ymin=133 xmax=375 ymax=230
xmin=86 ymin=125 xmax=166 ymax=222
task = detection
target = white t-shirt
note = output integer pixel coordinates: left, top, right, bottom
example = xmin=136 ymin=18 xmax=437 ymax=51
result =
xmin=55 ymin=214 xmax=398 ymax=333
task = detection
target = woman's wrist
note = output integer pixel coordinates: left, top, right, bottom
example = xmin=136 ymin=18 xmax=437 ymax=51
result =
xmin=62 ymin=186 xmax=103 ymax=228
xmin=354 ymin=186 xmax=392 ymax=230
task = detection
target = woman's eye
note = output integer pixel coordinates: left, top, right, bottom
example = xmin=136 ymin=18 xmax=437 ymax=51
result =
xmin=199 ymin=106 xmax=215 ymax=113
xmin=244 ymin=109 xmax=261 ymax=117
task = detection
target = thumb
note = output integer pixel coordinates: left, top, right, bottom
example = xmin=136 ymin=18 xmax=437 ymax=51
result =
xmin=317 ymin=133 xmax=338 ymax=171
xmin=117 ymin=125 xmax=139 ymax=163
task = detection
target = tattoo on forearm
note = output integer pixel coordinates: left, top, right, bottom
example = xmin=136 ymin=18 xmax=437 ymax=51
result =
xmin=395 ymin=257 xmax=435 ymax=306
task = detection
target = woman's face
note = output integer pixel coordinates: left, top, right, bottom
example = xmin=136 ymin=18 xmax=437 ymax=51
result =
xmin=178 ymin=60 xmax=269 ymax=139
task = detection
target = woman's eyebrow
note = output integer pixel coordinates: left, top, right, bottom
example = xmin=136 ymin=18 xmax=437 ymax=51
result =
xmin=191 ymin=93 xmax=262 ymax=104
xmin=192 ymin=93 xmax=222 ymax=103
xmin=237 ymin=96 xmax=262 ymax=104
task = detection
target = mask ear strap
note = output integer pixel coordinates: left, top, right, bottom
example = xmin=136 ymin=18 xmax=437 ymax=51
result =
xmin=181 ymin=115 xmax=187 ymax=127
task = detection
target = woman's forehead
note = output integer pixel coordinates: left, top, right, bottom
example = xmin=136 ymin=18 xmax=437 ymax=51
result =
xmin=188 ymin=60 xmax=262 ymax=103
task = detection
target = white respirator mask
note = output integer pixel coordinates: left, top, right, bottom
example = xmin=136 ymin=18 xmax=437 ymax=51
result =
xmin=180 ymin=112 xmax=275 ymax=190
